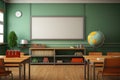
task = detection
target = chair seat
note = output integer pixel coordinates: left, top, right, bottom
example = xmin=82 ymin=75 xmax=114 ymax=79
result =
xmin=103 ymin=72 xmax=120 ymax=76
xmin=98 ymin=70 xmax=120 ymax=76
xmin=5 ymin=64 xmax=21 ymax=67
xmin=90 ymin=63 xmax=104 ymax=67
xmin=95 ymin=64 xmax=103 ymax=67
xmin=0 ymin=71 xmax=12 ymax=76
xmin=103 ymin=68 xmax=120 ymax=76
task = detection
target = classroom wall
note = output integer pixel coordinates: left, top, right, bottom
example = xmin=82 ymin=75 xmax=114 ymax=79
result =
xmin=0 ymin=0 xmax=4 ymax=9
xmin=6 ymin=3 xmax=120 ymax=54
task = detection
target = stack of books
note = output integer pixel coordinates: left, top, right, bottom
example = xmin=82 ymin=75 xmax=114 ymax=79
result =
xmin=71 ymin=58 xmax=83 ymax=63
xmin=43 ymin=57 xmax=49 ymax=63
xmin=57 ymin=60 xmax=63 ymax=63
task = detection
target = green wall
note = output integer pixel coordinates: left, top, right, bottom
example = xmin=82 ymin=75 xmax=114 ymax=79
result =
xmin=6 ymin=4 xmax=30 ymax=42
xmin=0 ymin=0 xmax=4 ymax=9
xmin=86 ymin=4 xmax=120 ymax=43
xmin=32 ymin=4 xmax=84 ymax=16
xmin=6 ymin=3 xmax=120 ymax=54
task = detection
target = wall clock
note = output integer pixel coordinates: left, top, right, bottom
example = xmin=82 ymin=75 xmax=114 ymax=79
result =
xmin=15 ymin=11 xmax=22 ymax=17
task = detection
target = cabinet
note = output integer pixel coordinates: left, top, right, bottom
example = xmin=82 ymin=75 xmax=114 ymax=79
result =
xmin=29 ymin=48 xmax=86 ymax=65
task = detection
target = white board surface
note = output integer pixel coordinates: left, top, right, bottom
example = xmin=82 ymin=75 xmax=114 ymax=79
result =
xmin=31 ymin=17 xmax=84 ymax=39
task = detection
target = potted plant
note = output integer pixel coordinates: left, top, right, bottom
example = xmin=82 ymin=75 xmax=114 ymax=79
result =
xmin=8 ymin=31 xmax=18 ymax=50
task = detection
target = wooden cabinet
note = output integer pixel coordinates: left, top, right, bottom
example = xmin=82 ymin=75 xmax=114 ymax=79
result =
xmin=29 ymin=48 xmax=86 ymax=64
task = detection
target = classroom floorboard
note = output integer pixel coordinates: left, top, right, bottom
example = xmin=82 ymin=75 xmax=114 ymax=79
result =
xmin=1 ymin=65 xmax=120 ymax=80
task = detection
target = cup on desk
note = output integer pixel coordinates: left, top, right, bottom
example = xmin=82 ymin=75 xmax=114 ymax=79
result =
xmin=97 ymin=58 xmax=104 ymax=60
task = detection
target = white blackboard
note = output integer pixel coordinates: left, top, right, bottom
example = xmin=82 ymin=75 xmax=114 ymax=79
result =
xmin=31 ymin=17 xmax=84 ymax=39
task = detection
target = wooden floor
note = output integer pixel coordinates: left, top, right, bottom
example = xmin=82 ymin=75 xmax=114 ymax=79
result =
xmin=1 ymin=65 xmax=120 ymax=80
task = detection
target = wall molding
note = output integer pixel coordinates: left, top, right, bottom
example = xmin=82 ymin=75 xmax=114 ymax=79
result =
xmin=4 ymin=0 xmax=120 ymax=3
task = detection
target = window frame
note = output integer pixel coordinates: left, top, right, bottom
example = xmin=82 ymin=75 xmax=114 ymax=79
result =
xmin=0 ymin=10 xmax=4 ymax=43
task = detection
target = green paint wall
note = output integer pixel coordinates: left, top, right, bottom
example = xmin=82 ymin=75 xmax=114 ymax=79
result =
xmin=32 ymin=4 xmax=84 ymax=16
xmin=86 ymin=4 xmax=120 ymax=43
xmin=0 ymin=0 xmax=4 ymax=9
xmin=6 ymin=4 xmax=30 ymax=43
xmin=5 ymin=3 xmax=120 ymax=54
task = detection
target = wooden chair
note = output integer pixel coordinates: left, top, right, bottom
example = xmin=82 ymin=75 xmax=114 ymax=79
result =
xmin=97 ymin=57 xmax=120 ymax=80
xmin=107 ymin=52 xmax=120 ymax=56
xmin=89 ymin=52 xmax=102 ymax=56
xmin=0 ymin=58 xmax=13 ymax=80
xmin=20 ymin=52 xmax=25 ymax=57
xmin=89 ymin=52 xmax=103 ymax=67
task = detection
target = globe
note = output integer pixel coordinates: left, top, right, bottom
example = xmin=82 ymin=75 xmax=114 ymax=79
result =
xmin=88 ymin=31 xmax=105 ymax=47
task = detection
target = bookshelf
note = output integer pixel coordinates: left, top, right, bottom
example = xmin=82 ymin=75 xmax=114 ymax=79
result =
xmin=29 ymin=48 xmax=86 ymax=65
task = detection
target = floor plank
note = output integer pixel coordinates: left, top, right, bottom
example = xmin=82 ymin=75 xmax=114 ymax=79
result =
xmin=1 ymin=65 xmax=120 ymax=80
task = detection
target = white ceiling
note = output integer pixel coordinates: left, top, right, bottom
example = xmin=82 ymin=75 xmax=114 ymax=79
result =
xmin=4 ymin=0 xmax=120 ymax=3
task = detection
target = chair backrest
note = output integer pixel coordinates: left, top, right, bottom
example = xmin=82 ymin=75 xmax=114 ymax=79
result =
xmin=103 ymin=57 xmax=120 ymax=73
xmin=107 ymin=52 xmax=120 ymax=56
xmin=88 ymin=52 xmax=102 ymax=56
xmin=0 ymin=58 xmax=5 ymax=73
xmin=20 ymin=52 xmax=25 ymax=57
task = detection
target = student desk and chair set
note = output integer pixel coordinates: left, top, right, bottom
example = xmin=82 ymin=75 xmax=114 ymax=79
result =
xmin=0 ymin=50 xmax=31 ymax=80
xmin=0 ymin=50 xmax=120 ymax=80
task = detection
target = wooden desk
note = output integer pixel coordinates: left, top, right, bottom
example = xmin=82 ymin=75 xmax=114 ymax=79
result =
xmin=84 ymin=56 xmax=112 ymax=80
xmin=0 ymin=56 xmax=31 ymax=80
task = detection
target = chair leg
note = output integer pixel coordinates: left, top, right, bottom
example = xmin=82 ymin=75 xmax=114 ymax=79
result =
xmin=97 ymin=72 xmax=101 ymax=80
xmin=0 ymin=77 xmax=2 ymax=80
xmin=97 ymin=73 xmax=99 ymax=80
xmin=102 ymin=75 xmax=104 ymax=80
xmin=10 ymin=73 xmax=14 ymax=80
xmin=5 ymin=76 xmax=9 ymax=80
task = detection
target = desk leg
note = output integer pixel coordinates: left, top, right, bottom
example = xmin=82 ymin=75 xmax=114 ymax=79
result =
xmin=84 ymin=62 xmax=86 ymax=80
xmin=19 ymin=64 xmax=22 ymax=80
xmin=24 ymin=63 xmax=25 ymax=80
xmin=93 ymin=63 xmax=95 ymax=80
xmin=28 ymin=58 xmax=30 ymax=80
xmin=87 ymin=60 xmax=89 ymax=80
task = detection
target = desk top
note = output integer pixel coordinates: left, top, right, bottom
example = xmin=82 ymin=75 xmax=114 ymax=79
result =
xmin=84 ymin=55 xmax=120 ymax=63
xmin=0 ymin=55 xmax=30 ymax=64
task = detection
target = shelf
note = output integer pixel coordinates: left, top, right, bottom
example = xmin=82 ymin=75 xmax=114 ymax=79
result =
xmin=29 ymin=48 xmax=86 ymax=65
xmin=31 ymin=62 xmax=54 ymax=65
xmin=31 ymin=55 xmax=54 ymax=57
xmin=55 ymin=62 xmax=85 ymax=65
xmin=29 ymin=48 xmax=85 ymax=50
xmin=55 ymin=55 xmax=83 ymax=57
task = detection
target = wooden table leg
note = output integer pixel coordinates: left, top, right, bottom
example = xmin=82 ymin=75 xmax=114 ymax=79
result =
xmin=19 ymin=64 xmax=22 ymax=80
xmin=87 ymin=60 xmax=89 ymax=80
xmin=84 ymin=62 xmax=86 ymax=80
xmin=28 ymin=58 xmax=30 ymax=80
xmin=24 ymin=63 xmax=25 ymax=80
xmin=93 ymin=62 xmax=95 ymax=80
